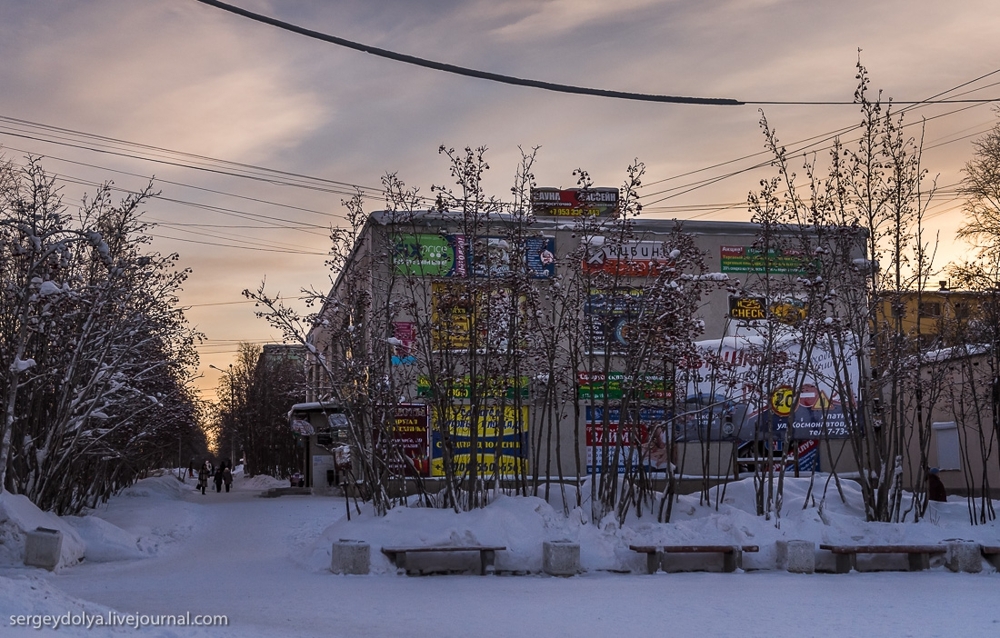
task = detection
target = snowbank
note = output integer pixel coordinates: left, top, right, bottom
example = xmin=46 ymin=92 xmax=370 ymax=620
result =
xmin=306 ymin=477 xmax=1000 ymax=574
xmin=0 ymin=492 xmax=85 ymax=570
xmin=0 ymin=475 xmax=205 ymax=570
xmin=237 ymin=473 xmax=288 ymax=490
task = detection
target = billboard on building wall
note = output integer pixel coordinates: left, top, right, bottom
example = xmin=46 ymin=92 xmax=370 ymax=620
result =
xmin=386 ymin=404 xmax=430 ymax=477
xmin=417 ymin=374 xmax=529 ymax=399
xmin=585 ymin=405 xmax=669 ymax=473
xmin=431 ymin=282 xmax=524 ymax=351
xmin=583 ymin=239 xmax=674 ymax=277
xmin=576 ymin=371 xmax=671 ymax=400
xmin=676 ymin=334 xmax=859 ymax=442
xmin=584 ymin=287 xmax=644 ymax=353
xmin=393 ymin=234 xmax=468 ymax=277
xmin=469 ymin=236 xmax=557 ymax=279
xmin=719 ymin=245 xmax=809 ymax=275
xmin=391 ymin=321 xmax=417 ymax=365
xmin=530 ymin=188 xmax=619 ymax=217
xmin=430 ymin=405 xmax=529 ymax=477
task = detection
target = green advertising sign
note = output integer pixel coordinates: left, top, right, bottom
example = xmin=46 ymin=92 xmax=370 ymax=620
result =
xmin=417 ymin=375 xmax=530 ymax=399
xmin=393 ymin=234 xmax=467 ymax=277
xmin=720 ymin=245 xmax=808 ymax=275
xmin=576 ymin=371 xmax=672 ymax=400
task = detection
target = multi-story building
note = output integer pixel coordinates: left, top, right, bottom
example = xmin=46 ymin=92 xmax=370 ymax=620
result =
xmin=298 ymin=192 xmax=868 ymax=493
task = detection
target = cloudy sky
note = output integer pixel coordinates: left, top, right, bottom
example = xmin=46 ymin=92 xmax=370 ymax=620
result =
xmin=2 ymin=0 xmax=999 ymax=399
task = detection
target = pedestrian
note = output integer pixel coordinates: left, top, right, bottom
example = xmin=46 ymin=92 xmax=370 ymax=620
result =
xmin=187 ymin=458 xmax=194 ymax=479
xmin=223 ymin=463 xmax=233 ymax=493
xmin=197 ymin=462 xmax=209 ymax=495
xmin=214 ymin=462 xmax=224 ymax=493
xmin=927 ymin=467 xmax=947 ymax=502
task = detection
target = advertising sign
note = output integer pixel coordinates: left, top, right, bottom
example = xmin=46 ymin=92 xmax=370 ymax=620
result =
xmin=720 ymin=245 xmax=808 ymax=275
xmin=387 ymin=404 xmax=430 ymax=477
xmin=469 ymin=237 xmax=557 ymax=279
xmin=431 ymin=283 xmax=523 ymax=351
xmin=576 ymin=371 xmax=671 ymax=400
xmin=727 ymin=297 xmax=809 ymax=333
xmin=584 ymin=287 xmax=644 ymax=353
xmin=676 ymin=334 xmax=859 ymax=442
xmin=728 ymin=296 xmax=767 ymax=321
xmin=391 ymin=322 xmax=417 ymax=365
xmin=530 ymin=187 xmax=619 ymax=217
xmin=583 ymin=239 xmax=673 ymax=277
xmin=417 ymin=375 xmax=529 ymax=399
xmin=585 ymin=405 xmax=668 ymax=473
xmin=393 ymin=234 xmax=468 ymax=277
xmin=431 ymin=282 xmax=473 ymax=350
xmin=430 ymin=405 xmax=529 ymax=477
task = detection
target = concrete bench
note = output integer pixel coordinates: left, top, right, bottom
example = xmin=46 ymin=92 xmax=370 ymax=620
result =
xmin=819 ymin=544 xmax=946 ymax=573
xmin=380 ymin=545 xmax=506 ymax=575
xmin=981 ymin=545 xmax=1000 ymax=570
xmin=629 ymin=544 xmax=760 ymax=574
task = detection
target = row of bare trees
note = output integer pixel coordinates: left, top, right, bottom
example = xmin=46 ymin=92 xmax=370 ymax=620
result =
xmin=0 ymin=155 xmax=205 ymax=514
xmin=249 ymin=65 xmax=1000 ymax=526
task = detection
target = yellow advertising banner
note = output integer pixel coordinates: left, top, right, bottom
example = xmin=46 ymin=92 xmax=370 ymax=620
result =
xmin=430 ymin=405 xmax=529 ymax=477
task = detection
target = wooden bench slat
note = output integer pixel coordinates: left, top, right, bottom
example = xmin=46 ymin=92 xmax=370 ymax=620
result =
xmin=819 ymin=544 xmax=945 ymax=554
xmin=381 ymin=545 xmax=505 ymax=553
xmin=819 ymin=544 xmax=946 ymax=573
xmin=380 ymin=545 xmax=505 ymax=576
xmin=628 ymin=544 xmax=756 ymax=574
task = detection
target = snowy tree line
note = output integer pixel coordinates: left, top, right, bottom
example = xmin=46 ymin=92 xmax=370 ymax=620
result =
xmin=0 ymin=156 xmax=205 ymax=514
xmin=210 ymin=342 xmax=305 ymax=479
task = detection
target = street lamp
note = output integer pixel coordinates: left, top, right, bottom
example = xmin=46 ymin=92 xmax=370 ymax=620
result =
xmin=210 ymin=364 xmax=236 ymax=468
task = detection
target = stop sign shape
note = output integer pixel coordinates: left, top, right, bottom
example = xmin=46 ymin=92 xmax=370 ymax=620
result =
xmin=798 ymin=384 xmax=819 ymax=409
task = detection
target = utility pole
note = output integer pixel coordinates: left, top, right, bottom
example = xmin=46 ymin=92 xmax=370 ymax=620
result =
xmin=210 ymin=363 xmax=237 ymax=469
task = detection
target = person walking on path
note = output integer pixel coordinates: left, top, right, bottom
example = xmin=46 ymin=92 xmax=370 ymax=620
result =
xmin=223 ymin=464 xmax=233 ymax=492
xmin=197 ymin=462 xmax=209 ymax=495
xmin=214 ymin=462 xmax=225 ymax=493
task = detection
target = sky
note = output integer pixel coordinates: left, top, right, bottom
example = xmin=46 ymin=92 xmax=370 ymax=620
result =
xmin=2 ymin=0 xmax=1000 ymax=401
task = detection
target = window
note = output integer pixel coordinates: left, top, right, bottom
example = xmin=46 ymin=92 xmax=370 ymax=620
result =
xmin=932 ymin=422 xmax=961 ymax=471
xmin=918 ymin=302 xmax=941 ymax=318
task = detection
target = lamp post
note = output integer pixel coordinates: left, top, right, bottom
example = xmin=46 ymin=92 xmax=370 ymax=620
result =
xmin=210 ymin=364 xmax=236 ymax=469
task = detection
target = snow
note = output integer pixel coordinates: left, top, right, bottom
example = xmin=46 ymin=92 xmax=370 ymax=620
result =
xmin=37 ymin=280 xmax=62 ymax=297
xmin=9 ymin=358 xmax=35 ymax=373
xmin=0 ymin=492 xmax=85 ymax=569
xmin=0 ymin=472 xmax=998 ymax=637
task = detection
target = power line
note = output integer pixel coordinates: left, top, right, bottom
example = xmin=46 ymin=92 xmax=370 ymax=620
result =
xmin=194 ymin=0 xmax=1000 ymax=107
xmin=0 ymin=117 xmax=387 ymax=201
xmin=193 ymin=0 xmax=742 ymax=106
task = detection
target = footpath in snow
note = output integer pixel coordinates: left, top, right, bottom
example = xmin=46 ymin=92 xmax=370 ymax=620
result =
xmin=1 ymin=472 xmax=998 ymax=637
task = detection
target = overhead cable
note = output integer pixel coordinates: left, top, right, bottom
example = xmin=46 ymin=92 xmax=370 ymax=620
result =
xmin=194 ymin=0 xmax=999 ymax=107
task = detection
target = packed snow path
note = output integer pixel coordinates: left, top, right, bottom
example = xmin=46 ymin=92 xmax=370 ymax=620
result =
xmin=13 ymin=477 xmax=1000 ymax=637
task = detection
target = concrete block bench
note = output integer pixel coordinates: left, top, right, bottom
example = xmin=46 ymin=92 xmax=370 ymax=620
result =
xmin=819 ymin=544 xmax=946 ymax=573
xmin=629 ymin=544 xmax=760 ymax=574
xmin=981 ymin=545 xmax=1000 ymax=570
xmin=380 ymin=545 xmax=506 ymax=576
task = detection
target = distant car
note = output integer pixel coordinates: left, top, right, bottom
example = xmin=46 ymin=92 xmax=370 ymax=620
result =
xmin=290 ymin=472 xmax=305 ymax=488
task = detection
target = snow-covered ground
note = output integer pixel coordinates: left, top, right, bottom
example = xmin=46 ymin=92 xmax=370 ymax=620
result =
xmin=1 ymin=471 xmax=998 ymax=637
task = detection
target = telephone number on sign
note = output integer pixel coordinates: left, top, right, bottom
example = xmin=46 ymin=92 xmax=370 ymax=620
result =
xmin=803 ymin=427 xmax=848 ymax=438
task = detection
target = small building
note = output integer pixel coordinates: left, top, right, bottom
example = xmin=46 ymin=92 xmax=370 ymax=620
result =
xmin=287 ymin=401 xmax=351 ymax=492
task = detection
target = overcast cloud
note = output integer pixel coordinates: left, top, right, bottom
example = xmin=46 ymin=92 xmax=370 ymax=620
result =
xmin=2 ymin=0 xmax=998 ymax=396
